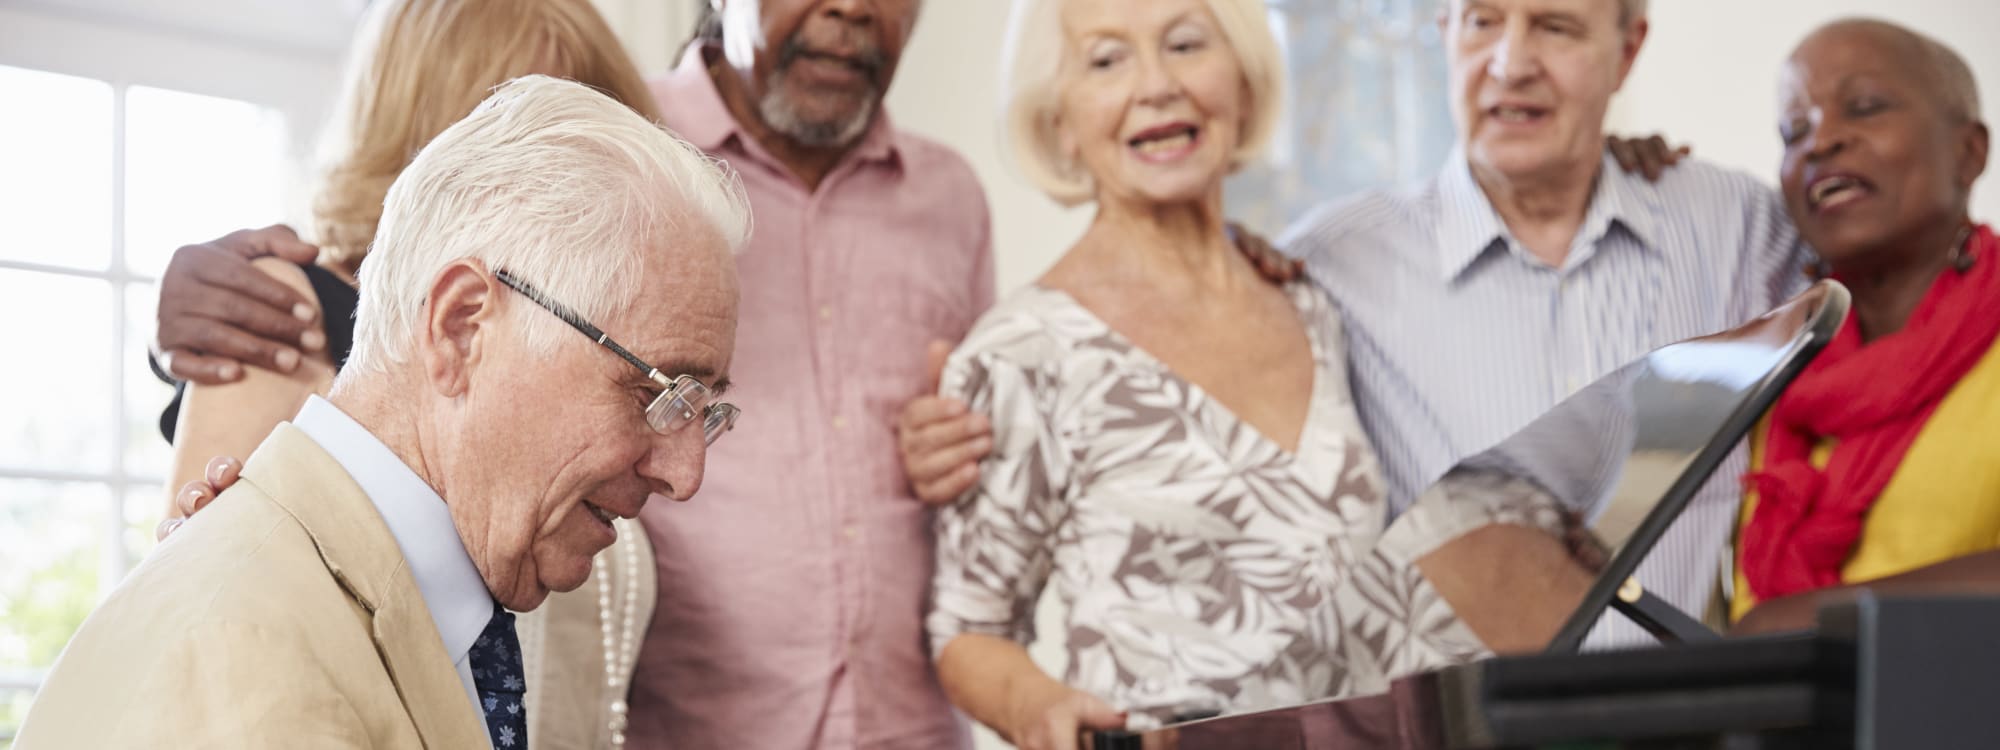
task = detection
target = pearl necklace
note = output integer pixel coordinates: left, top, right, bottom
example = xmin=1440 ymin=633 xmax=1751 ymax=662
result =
xmin=595 ymin=518 xmax=642 ymax=749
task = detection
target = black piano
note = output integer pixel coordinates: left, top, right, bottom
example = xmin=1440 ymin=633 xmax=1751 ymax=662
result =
xmin=1089 ymin=283 xmax=2000 ymax=748
xmin=1091 ymin=594 xmax=2000 ymax=749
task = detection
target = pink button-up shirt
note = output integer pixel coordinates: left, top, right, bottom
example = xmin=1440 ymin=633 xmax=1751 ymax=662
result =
xmin=627 ymin=49 xmax=993 ymax=749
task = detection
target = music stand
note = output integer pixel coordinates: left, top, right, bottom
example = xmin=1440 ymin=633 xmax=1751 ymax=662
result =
xmin=1542 ymin=280 xmax=1848 ymax=653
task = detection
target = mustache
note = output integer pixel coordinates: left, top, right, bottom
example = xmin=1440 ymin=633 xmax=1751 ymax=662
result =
xmin=776 ymin=32 xmax=886 ymax=78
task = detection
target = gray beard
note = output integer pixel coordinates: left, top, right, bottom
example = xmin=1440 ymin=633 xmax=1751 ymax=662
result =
xmin=757 ymin=70 xmax=877 ymax=149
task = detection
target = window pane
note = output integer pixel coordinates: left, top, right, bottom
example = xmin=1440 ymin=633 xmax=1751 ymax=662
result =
xmin=0 ymin=272 xmax=114 ymax=473
xmin=124 ymin=283 xmax=174 ymax=478
xmin=124 ymin=486 xmax=164 ymax=577
xmin=0 ymin=480 xmax=111 ymax=674
xmin=0 ymin=66 xmax=112 ymax=270
xmin=123 ymin=86 xmax=289 ymax=278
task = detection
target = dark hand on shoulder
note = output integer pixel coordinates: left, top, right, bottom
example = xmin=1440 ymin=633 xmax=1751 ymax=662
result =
xmin=155 ymin=225 xmax=323 ymax=385
xmin=1229 ymin=222 xmax=1302 ymax=284
xmin=1606 ymin=134 xmax=1691 ymax=182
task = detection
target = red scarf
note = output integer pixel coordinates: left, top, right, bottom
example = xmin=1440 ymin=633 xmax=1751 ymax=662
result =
xmin=1741 ymin=224 xmax=2000 ymax=602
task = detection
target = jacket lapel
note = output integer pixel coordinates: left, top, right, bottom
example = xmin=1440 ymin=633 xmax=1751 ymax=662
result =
xmin=242 ymin=424 xmax=491 ymax=749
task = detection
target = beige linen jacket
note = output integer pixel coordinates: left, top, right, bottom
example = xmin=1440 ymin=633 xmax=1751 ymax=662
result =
xmin=15 ymin=424 xmax=489 ymax=748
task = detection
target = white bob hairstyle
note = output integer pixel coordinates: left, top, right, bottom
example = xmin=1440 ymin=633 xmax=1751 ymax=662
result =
xmin=1001 ymin=0 xmax=1287 ymax=207
xmin=345 ymin=74 xmax=752 ymax=377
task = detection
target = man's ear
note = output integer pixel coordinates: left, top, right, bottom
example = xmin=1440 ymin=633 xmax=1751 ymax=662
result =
xmin=1959 ymin=120 xmax=1991 ymax=188
xmin=1615 ymin=18 xmax=1650 ymax=89
xmin=419 ymin=259 xmax=500 ymax=399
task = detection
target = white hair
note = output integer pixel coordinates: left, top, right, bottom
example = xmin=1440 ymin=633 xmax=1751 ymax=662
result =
xmin=345 ymin=75 xmax=751 ymax=377
xmin=1001 ymin=0 xmax=1286 ymax=207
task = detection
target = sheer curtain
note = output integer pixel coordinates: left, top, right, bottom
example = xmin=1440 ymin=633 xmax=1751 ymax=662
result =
xmin=1227 ymin=0 xmax=1454 ymax=235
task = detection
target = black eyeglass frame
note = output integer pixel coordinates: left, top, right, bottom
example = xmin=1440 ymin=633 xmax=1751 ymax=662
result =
xmin=494 ymin=269 xmax=738 ymax=445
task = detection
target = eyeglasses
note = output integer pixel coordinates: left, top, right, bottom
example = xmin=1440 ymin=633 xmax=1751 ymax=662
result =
xmin=494 ymin=269 xmax=739 ymax=445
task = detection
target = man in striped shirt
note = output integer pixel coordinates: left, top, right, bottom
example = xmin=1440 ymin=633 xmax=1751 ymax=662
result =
xmin=1280 ymin=0 xmax=1809 ymax=648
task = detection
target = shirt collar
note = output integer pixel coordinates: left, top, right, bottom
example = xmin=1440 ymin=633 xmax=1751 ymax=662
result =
xmin=1435 ymin=148 xmax=1661 ymax=282
xmin=656 ymin=45 xmax=903 ymax=171
xmin=292 ymin=395 xmax=491 ymax=663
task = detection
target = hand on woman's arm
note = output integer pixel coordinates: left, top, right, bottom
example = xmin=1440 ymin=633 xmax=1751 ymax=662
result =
xmin=900 ymin=343 xmax=991 ymax=505
xmin=936 ymin=633 xmax=1124 ymax=750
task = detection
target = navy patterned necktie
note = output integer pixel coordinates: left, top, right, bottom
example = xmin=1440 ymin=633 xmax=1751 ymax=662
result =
xmin=468 ymin=603 xmax=528 ymax=748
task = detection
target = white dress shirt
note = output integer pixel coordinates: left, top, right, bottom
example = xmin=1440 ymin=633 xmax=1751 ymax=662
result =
xmin=292 ymin=395 xmax=495 ymax=741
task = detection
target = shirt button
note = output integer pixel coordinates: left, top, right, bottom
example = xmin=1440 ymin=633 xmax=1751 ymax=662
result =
xmin=818 ymin=305 xmax=833 ymax=322
xmin=832 ymin=415 xmax=847 ymax=431
xmin=843 ymin=525 xmax=858 ymax=540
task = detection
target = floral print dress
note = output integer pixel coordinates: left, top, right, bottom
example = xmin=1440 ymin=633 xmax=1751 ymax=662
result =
xmin=925 ymin=282 xmax=1556 ymax=728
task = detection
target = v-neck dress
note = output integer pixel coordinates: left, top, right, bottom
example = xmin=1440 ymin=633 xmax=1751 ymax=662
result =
xmin=926 ymin=281 xmax=1402 ymax=724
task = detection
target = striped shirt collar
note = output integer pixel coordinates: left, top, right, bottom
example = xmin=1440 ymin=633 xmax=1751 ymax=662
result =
xmin=1436 ymin=148 xmax=1663 ymax=283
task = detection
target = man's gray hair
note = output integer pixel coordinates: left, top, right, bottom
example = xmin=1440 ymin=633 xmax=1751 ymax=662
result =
xmin=345 ymin=75 xmax=751 ymax=377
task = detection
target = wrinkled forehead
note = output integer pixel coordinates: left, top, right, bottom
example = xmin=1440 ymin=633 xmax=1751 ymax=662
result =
xmin=1450 ymin=0 xmax=1625 ymax=21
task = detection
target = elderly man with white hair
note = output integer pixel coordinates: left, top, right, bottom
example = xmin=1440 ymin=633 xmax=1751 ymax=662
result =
xmin=14 ymin=75 xmax=749 ymax=749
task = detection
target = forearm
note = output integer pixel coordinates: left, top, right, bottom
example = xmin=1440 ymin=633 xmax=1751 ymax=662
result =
xmin=936 ymin=633 xmax=1068 ymax=741
xmin=1793 ymin=550 xmax=2000 ymax=612
xmin=1416 ymin=523 xmax=1597 ymax=653
xmin=166 ymin=368 xmax=326 ymax=515
xmin=1736 ymin=550 xmax=2000 ymax=634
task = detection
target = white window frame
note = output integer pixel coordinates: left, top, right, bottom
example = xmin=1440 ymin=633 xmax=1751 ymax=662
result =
xmin=0 ymin=1 xmax=350 ymax=732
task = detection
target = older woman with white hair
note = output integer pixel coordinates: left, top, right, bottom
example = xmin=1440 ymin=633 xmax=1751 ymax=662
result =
xmin=923 ymin=0 xmax=1409 ymax=746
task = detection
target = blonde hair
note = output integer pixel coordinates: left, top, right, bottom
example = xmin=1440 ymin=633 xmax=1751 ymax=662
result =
xmin=1002 ymin=0 xmax=1286 ymax=207
xmin=312 ymin=0 xmax=662 ymax=272
xmin=346 ymin=76 xmax=751 ymax=377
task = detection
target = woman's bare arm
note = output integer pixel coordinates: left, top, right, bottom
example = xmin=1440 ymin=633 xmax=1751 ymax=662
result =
xmin=163 ymin=258 xmax=336 ymax=519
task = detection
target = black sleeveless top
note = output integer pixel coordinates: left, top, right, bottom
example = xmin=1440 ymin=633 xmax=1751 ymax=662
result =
xmin=157 ymin=263 xmax=360 ymax=442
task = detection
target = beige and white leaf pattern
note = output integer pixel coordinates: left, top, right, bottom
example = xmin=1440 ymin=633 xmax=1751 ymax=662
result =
xmin=928 ymin=284 xmax=1352 ymax=725
xmin=924 ymin=284 xmax=1573 ymax=730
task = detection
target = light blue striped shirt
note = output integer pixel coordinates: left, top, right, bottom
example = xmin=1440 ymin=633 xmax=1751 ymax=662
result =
xmin=1283 ymin=150 xmax=1811 ymax=646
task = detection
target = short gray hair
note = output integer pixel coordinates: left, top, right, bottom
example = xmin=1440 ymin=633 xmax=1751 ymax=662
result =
xmin=345 ymin=75 xmax=751 ymax=376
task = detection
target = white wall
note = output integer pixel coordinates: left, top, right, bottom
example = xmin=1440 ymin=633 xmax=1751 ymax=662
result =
xmin=590 ymin=0 xmax=704 ymax=78
xmin=1608 ymin=0 xmax=2000 ymax=222
xmin=888 ymin=2 xmax=1094 ymax=296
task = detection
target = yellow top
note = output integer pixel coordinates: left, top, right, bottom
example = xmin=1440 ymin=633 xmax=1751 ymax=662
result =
xmin=1732 ymin=333 xmax=2000 ymax=621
